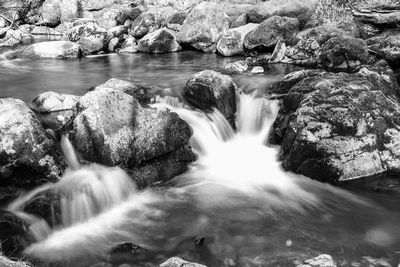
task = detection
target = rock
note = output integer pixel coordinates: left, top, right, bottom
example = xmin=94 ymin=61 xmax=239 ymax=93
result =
xmin=159 ymin=257 xmax=206 ymax=267
xmin=109 ymin=242 xmax=147 ymax=264
xmin=272 ymin=69 xmax=400 ymax=183
xmin=360 ymin=256 xmax=392 ymax=267
xmin=246 ymin=0 xmax=318 ymax=25
xmin=357 ymin=23 xmax=382 ymax=39
xmin=138 ymin=28 xmax=181 ymax=54
xmin=221 ymin=60 xmax=248 ymax=74
xmin=69 ymin=89 xmax=195 ymax=188
xmin=216 ymin=23 xmax=258 ymax=56
xmin=244 ymin=15 xmax=300 ymax=51
xmin=0 ymin=255 xmax=30 ymax=267
xmin=64 ymin=21 xmax=108 ymax=54
xmin=59 ymin=0 xmax=80 ymax=22
xmin=269 ymin=39 xmax=287 ymax=63
xmin=81 ymin=0 xmax=113 ymax=11
xmin=0 ymin=210 xmax=32 ymax=257
xmin=178 ymin=2 xmax=230 ymax=53
xmin=30 ymin=26 xmax=62 ymax=36
xmin=251 ymin=66 xmax=264 ymax=73
xmin=40 ymin=0 xmax=61 ymax=27
xmin=0 ymin=99 xmax=62 ymax=187
xmin=245 ymin=54 xmax=272 ymax=66
xmin=107 ymin=37 xmax=119 ymax=52
xmin=95 ymin=78 xmax=154 ymax=104
xmin=368 ymin=31 xmax=400 ymax=68
xmin=0 ymin=29 xmax=27 ymax=47
xmin=269 ymin=69 xmax=324 ymax=95
xmin=121 ymin=36 xmax=136 ymax=48
xmin=296 ymin=254 xmax=336 ymax=267
xmin=318 ymin=36 xmax=369 ymax=71
xmin=230 ymin=13 xmax=247 ymax=28
xmin=119 ymin=45 xmax=139 ymax=54
xmin=353 ymin=3 xmax=400 ymax=27
xmin=129 ymin=12 xmax=161 ymax=39
xmin=183 ymin=70 xmax=237 ymax=124
xmin=17 ymin=41 xmax=81 ymax=59
xmin=108 ymin=26 xmax=128 ymax=39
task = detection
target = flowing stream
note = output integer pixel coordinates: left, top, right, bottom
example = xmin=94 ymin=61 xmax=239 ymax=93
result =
xmin=6 ymin=93 xmax=400 ymax=267
xmin=1 ymin=50 xmax=400 ymax=266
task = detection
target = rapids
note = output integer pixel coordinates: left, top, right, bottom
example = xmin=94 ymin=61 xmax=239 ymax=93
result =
xmin=7 ymin=93 xmax=400 ymax=266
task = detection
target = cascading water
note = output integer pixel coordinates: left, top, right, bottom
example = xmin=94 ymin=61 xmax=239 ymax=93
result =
xmin=7 ymin=93 xmax=400 ymax=266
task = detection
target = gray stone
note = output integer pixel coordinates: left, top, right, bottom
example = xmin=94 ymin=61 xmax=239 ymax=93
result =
xmin=216 ymin=23 xmax=258 ymax=56
xmin=138 ymin=28 xmax=181 ymax=54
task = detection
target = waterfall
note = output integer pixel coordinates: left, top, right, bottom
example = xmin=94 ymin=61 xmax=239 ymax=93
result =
xmin=8 ymin=93 xmax=386 ymax=266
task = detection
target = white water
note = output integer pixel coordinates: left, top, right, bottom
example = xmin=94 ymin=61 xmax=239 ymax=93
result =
xmin=8 ymin=93 xmax=386 ymax=266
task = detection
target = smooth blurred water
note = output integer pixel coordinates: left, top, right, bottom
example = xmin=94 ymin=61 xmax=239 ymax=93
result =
xmin=0 ymin=51 xmax=298 ymax=103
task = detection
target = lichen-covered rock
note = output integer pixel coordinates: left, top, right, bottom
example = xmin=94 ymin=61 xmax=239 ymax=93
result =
xmin=177 ymin=2 xmax=229 ymax=53
xmin=244 ymin=15 xmax=300 ymax=51
xmin=95 ymin=78 xmax=154 ymax=104
xmin=69 ymin=89 xmax=195 ymax=187
xmin=296 ymin=254 xmax=336 ymax=267
xmin=272 ymin=69 xmax=400 ymax=183
xmin=17 ymin=41 xmax=81 ymax=59
xmin=246 ymin=0 xmax=318 ymax=25
xmin=138 ymin=28 xmax=181 ymax=54
xmin=368 ymin=31 xmax=400 ymax=68
xmin=159 ymin=257 xmax=206 ymax=267
xmin=216 ymin=23 xmax=258 ymax=56
xmin=64 ymin=21 xmax=108 ymax=54
xmin=129 ymin=12 xmax=161 ymax=39
xmin=318 ymin=36 xmax=369 ymax=71
xmin=183 ymin=70 xmax=237 ymax=125
xmin=0 ymin=99 xmax=62 ymax=187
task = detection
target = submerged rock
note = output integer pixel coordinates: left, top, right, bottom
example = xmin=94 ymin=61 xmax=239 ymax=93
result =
xmin=183 ymin=70 xmax=237 ymax=125
xmin=17 ymin=41 xmax=81 ymax=59
xmin=272 ymin=69 xmax=400 ymax=183
xmin=178 ymin=2 xmax=229 ymax=53
xmin=318 ymin=36 xmax=368 ymax=71
xmin=159 ymin=257 xmax=206 ymax=267
xmin=69 ymin=88 xmax=195 ymax=188
xmin=0 ymin=99 xmax=62 ymax=187
xmin=244 ymin=15 xmax=300 ymax=51
xmin=109 ymin=242 xmax=148 ymax=264
xmin=216 ymin=23 xmax=258 ymax=56
xmin=138 ymin=28 xmax=181 ymax=54
xmin=64 ymin=21 xmax=108 ymax=54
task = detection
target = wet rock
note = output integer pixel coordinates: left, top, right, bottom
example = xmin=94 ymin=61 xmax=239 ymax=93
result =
xmin=17 ymin=41 xmax=81 ymax=59
xmin=272 ymin=69 xmax=400 ymax=183
xmin=0 ymin=255 xmax=30 ymax=267
xmin=269 ymin=39 xmax=287 ymax=63
xmin=0 ymin=210 xmax=32 ymax=257
xmin=109 ymin=242 xmax=147 ymax=264
xmin=159 ymin=257 xmax=206 ymax=267
xmin=251 ymin=66 xmax=264 ymax=73
xmin=269 ymin=69 xmax=324 ymax=95
xmin=245 ymin=54 xmax=272 ymax=67
xmin=69 ymin=88 xmax=195 ymax=187
xmin=0 ymin=98 xmax=62 ymax=187
xmin=246 ymin=0 xmax=318 ymax=25
xmin=119 ymin=45 xmax=139 ymax=54
xmin=359 ymin=256 xmax=392 ymax=267
xmin=0 ymin=29 xmax=28 ymax=48
xmin=318 ymin=36 xmax=369 ymax=71
xmin=64 ymin=21 xmax=108 ymax=54
xmin=95 ymin=78 xmax=154 ymax=104
xmin=244 ymin=16 xmax=300 ymax=51
xmin=183 ymin=70 xmax=237 ymax=125
xmin=368 ymin=31 xmax=400 ymax=69
xmin=138 ymin=28 xmax=181 ymax=54
xmin=121 ymin=36 xmax=136 ymax=49
xmin=216 ymin=23 xmax=258 ymax=57
xmin=221 ymin=60 xmax=248 ymax=74
xmin=296 ymin=254 xmax=336 ymax=267
xmin=177 ymin=2 xmax=229 ymax=53
xmin=129 ymin=12 xmax=161 ymax=39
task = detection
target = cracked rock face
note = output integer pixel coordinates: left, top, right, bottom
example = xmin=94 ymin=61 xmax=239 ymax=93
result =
xmin=272 ymin=69 xmax=400 ymax=183
xmin=69 ymin=88 xmax=195 ymax=188
xmin=0 ymin=98 xmax=62 ymax=187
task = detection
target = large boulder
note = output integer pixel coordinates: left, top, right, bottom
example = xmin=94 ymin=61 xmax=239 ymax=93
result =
xmin=318 ymin=36 xmax=369 ymax=71
xmin=183 ymin=70 xmax=237 ymax=125
xmin=216 ymin=23 xmax=258 ymax=56
xmin=129 ymin=12 xmax=161 ymax=39
xmin=244 ymin=15 xmax=300 ymax=51
xmin=64 ymin=21 xmax=108 ymax=54
xmin=368 ymin=31 xmax=400 ymax=68
xmin=0 ymin=99 xmax=62 ymax=187
xmin=69 ymin=88 xmax=195 ymax=188
xmin=177 ymin=2 xmax=230 ymax=53
xmin=246 ymin=0 xmax=318 ymax=25
xmin=38 ymin=0 xmax=80 ymax=25
xmin=272 ymin=69 xmax=400 ymax=183
xmin=17 ymin=41 xmax=81 ymax=59
xmin=138 ymin=28 xmax=181 ymax=54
